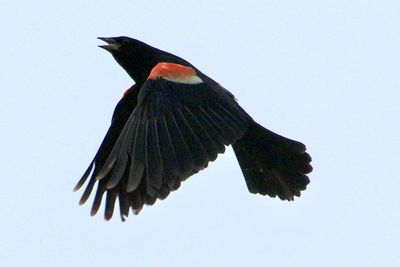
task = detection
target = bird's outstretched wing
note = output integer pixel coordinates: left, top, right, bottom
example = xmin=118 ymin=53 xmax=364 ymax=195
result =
xmin=75 ymin=78 xmax=249 ymax=221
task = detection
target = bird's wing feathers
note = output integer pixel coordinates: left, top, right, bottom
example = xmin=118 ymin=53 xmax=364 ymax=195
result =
xmin=74 ymin=85 xmax=139 ymax=192
xmin=76 ymin=78 xmax=249 ymax=221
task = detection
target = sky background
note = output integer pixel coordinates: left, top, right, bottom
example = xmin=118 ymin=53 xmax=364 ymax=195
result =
xmin=1 ymin=1 xmax=400 ymax=266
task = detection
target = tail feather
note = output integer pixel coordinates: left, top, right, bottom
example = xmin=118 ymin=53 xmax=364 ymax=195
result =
xmin=232 ymin=121 xmax=312 ymax=200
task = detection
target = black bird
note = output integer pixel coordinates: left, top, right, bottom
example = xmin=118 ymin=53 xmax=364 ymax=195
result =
xmin=74 ymin=37 xmax=312 ymax=221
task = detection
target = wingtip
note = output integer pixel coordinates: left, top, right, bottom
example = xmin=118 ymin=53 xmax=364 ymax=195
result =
xmin=73 ymin=184 xmax=81 ymax=192
xmin=74 ymin=162 xmax=95 ymax=192
xmin=133 ymin=207 xmax=142 ymax=215
xmin=90 ymin=209 xmax=98 ymax=217
xmin=104 ymin=211 xmax=114 ymax=221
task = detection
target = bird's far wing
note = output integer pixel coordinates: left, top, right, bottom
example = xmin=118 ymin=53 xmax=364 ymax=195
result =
xmin=76 ymin=77 xmax=249 ymax=221
xmin=73 ymin=85 xmax=138 ymax=214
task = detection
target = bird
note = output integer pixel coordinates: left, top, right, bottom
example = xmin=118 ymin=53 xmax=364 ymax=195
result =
xmin=74 ymin=36 xmax=313 ymax=221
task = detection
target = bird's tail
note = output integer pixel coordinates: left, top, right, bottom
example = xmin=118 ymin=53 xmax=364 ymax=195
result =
xmin=232 ymin=120 xmax=312 ymax=200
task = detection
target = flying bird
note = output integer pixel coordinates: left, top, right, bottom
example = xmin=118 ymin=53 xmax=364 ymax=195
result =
xmin=74 ymin=37 xmax=312 ymax=221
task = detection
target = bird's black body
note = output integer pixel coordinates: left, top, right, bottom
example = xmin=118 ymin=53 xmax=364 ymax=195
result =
xmin=75 ymin=37 xmax=312 ymax=221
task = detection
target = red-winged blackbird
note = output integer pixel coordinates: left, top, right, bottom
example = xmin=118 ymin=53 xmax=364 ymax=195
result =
xmin=74 ymin=37 xmax=313 ymax=221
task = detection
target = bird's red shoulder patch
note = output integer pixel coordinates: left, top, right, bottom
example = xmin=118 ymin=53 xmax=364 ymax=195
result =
xmin=147 ymin=62 xmax=203 ymax=84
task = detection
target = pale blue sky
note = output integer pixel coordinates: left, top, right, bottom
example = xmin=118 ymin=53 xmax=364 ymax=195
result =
xmin=1 ymin=1 xmax=400 ymax=266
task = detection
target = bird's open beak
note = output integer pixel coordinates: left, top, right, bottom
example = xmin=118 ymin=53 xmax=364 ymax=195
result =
xmin=98 ymin=37 xmax=120 ymax=52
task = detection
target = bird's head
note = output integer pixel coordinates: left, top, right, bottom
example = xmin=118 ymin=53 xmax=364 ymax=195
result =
xmin=98 ymin=36 xmax=189 ymax=85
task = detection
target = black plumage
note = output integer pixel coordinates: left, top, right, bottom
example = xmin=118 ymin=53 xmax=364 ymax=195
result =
xmin=74 ymin=37 xmax=312 ymax=221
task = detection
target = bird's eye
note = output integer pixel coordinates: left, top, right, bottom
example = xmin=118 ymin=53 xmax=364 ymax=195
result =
xmin=120 ymin=38 xmax=130 ymax=44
